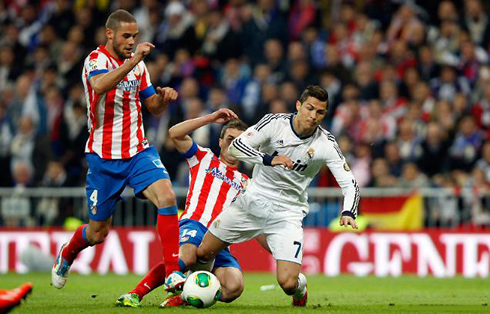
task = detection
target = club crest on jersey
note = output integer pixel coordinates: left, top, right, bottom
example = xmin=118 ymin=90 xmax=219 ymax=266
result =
xmin=133 ymin=65 xmax=141 ymax=77
xmin=275 ymin=140 xmax=284 ymax=145
xmin=344 ymin=163 xmax=351 ymax=172
xmin=214 ymin=219 xmax=221 ymax=228
xmin=306 ymin=148 xmax=315 ymax=160
xmin=91 ymin=204 xmax=97 ymax=215
xmin=246 ymin=132 xmax=254 ymax=137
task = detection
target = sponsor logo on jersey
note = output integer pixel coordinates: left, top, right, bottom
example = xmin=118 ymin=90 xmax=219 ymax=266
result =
xmin=239 ymin=177 xmax=249 ymax=193
xmin=275 ymin=140 xmax=284 ymax=145
xmin=205 ymin=167 xmax=242 ymax=190
xmin=117 ymin=79 xmax=140 ymax=91
xmin=292 ymin=160 xmax=308 ymax=172
xmin=152 ymin=159 xmax=165 ymax=169
xmin=246 ymin=132 xmax=254 ymax=137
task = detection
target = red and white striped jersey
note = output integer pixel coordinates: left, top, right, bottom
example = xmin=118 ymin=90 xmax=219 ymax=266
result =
xmin=82 ymin=45 xmax=156 ymax=159
xmin=180 ymin=142 xmax=249 ymax=228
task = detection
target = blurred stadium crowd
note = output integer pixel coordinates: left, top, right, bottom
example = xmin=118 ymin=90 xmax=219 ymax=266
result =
xmin=1 ymin=0 xmax=490 ymax=220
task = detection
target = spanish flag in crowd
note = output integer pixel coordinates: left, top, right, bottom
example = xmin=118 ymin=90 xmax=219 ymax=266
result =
xmin=360 ymin=193 xmax=424 ymax=230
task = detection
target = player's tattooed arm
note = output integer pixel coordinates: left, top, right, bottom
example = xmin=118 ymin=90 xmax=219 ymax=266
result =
xmin=169 ymin=108 xmax=237 ymax=153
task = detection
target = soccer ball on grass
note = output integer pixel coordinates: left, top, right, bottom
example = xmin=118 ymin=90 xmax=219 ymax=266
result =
xmin=181 ymin=271 xmax=221 ymax=308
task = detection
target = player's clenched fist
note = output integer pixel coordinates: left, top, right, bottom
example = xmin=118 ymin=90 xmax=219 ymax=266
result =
xmin=134 ymin=42 xmax=155 ymax=62
xmin=157 ymin=87 xmax=178 ymax=104
xmin=272 ymin=155 xmax=294 ymax=170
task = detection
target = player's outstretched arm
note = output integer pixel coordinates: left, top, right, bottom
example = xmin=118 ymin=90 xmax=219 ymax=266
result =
xmin=169 ymin=108 xmax=238 ymax=153
xmin=324 ymin=136 xmax=360 ymax=220
xmin=90 ymin=42 xmax=154 ymax=94
xmin=144 ymin=87 xmax=178 ymax=115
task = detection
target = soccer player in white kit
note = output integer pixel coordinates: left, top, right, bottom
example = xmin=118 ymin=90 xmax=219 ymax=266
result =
xmin=196 ymin=85 xmax=359 ymax=307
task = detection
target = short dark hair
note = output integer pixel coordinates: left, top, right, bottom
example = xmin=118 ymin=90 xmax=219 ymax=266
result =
xmin=299 ymin=85 xmax=329 ymax=109
xmin=220 ymin=119 xmax=248 ymax=139
xmin=105 ymin=9 xmax=136 ymax=31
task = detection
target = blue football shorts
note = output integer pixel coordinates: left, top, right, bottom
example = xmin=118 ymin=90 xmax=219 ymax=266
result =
xmin=179 ymin=219 xmax=241 ymax=271
xmin=86 ymin=146 xmax=170 ymax=221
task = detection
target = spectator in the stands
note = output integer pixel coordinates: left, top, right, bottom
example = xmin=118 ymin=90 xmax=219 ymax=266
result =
xmin=450 ymin=115 xmax=484 ymax=171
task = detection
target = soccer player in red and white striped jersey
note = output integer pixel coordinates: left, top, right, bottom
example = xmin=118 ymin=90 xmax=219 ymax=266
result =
xmin=82 ymin=43 xmax=153 ymax=159
xmin=52 ymin=10 xmax=181 ymax=293
xmin=117 ymin=109 xmax=270 ymax=308
xmin=178 ymin=120 xmax=250 ymax=229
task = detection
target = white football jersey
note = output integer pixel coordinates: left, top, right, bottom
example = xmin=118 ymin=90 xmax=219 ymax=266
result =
xmin=228 ymin=113 xmax=359 ymax=218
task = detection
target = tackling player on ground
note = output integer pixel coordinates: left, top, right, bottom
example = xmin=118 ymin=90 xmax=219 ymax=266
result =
xmin=116 ymin=109 xmax=268 ymax=308
xmin=52 ymin=10 xmax=181 ymax=291
xmin=196 ymin=85 xmax=360 ymax=307
xmin=0 ymin=283 xmax=32 ymax=313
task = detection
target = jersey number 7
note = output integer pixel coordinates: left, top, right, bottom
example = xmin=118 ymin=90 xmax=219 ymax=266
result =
xmin=293 ymin=241 xmax=302 ymax=258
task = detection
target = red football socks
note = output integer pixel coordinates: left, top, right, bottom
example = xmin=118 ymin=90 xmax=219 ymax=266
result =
xmin=130 ymin=262 xmax=166 ymax=300
xmin=62 ymin=224 xmax=90 ymax=264
xmin=157 ymin=206 xmax=180 ymax=275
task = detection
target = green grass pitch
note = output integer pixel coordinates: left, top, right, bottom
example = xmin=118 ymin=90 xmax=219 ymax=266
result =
xmin=1 ymin=273 xmax=489 ymax=313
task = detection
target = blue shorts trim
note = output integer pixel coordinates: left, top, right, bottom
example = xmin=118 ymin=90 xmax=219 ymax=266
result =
xmin=86 ymin=146 xmax=170 ymax=221
xmin=179 ymin=219 xmax=241 ymax=271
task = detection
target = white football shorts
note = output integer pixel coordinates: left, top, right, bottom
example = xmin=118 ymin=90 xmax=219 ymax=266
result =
xmin=208 ymin=192 xmax=305 ymax=265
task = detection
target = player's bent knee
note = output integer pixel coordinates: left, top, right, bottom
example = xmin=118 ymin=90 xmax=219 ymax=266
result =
xmin=155 ymin=193 xmax=176 ymax=209
xmin=221 ymin=287 xmax=243 ymax=302
xmin=86 ymin=225 xmax=110 ymax=245
xmin=86 ymin=230 xmax=107 ymax=245
xmin=277 ymin=275 xmax=297 ymax=294
xmin=196 ymin=246 xmax=209 ymax=260
xmin=221 ymin=281 xmax=244 ymax=302
xmin=180 ymin=254 xmax=197 ymax=269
